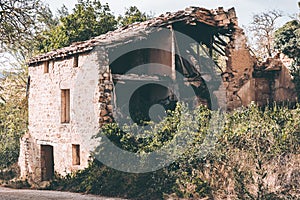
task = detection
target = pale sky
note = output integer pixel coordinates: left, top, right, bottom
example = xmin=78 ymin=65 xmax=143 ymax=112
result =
xmin=0 ymin=1 xmax=298 ymax=71
xmin=45 ymin=0 xmax=299 ymax=27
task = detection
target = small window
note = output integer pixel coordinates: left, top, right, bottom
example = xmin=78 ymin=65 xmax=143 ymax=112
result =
xmin=73 ymin=55 xmax=79 ymax=68
xmin=61 ymin=89 xmax=70 ymax=123
xmin=72 ymin=144 xmax=80 ymax=165
xmin=44 ymin=61 xmax=49 ymax=73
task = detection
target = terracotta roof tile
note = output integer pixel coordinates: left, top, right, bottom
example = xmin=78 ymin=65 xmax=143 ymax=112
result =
xmin=28 ymin=6 xmax=237 ymax=66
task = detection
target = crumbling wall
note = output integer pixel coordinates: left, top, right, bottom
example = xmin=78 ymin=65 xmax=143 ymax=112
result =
xmin=223 ymin=27 xmax=256 ymax=110
xmin=253 ymin=56 xmax=297 ymax=105
xmin=98 ymin=47 xmax=114 ymax=125
xmin=274 ymin=64 xmax=297 ymax=102
xmin=19 ymin=133 xmax=38 ymax=182
xmin=223 ymin=26 xmax=296 ymax=110
xmin=21 ymin=6 xmax=298 ymax=184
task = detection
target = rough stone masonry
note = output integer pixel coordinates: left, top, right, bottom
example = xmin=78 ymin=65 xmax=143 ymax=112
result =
xmin=18 ymin=6 xmax=297 ymax=184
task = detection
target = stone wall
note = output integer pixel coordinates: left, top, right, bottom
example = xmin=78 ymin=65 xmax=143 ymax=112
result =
xmin=253 ymin=56 xmax=297 ymax=105
xmin=223 ymin=26 xmax=297 ymax=110
xmin=19 ymin=7 xmax=298 ymax=183
xmin=223 ymin=27 xmax=256 ymax=110
xmin=274 ymin=64 xmax=297 ymax=102
xmin=98 ymin=47 xmax=114 ymax=125
xmin=19 ymin=50 xmax=103 ymax=182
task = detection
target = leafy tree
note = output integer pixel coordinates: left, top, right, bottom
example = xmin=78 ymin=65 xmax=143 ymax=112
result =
xmin=0 ymin=0 xmax=55 ymax=57
xmin=248 ymin=10 xmax=282 ymax=59
xmin=118 ymin=6 xmax=149 ymax=27
xmin=37 ymin=0 xmax=117 ymax=53
xmin=0 ymin=0 xmax=50 ymax=172
xmin=275 ymin=19 xmax=300 ymax=100
xmin=275 ymin=20 xmax=300 ymax=60
xmin=0 ymin=65 xmax=28 ymax=170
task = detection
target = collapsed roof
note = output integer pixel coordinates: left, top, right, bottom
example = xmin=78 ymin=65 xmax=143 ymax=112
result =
xmin=28 ymin=6 xmax=238 ymax=66
xmin=28 ymin=6 xmax=297 ymax=110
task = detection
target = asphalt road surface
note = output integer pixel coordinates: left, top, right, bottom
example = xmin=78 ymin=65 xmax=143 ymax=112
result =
xmin=0 ymin=187 xmax=125 ymax=200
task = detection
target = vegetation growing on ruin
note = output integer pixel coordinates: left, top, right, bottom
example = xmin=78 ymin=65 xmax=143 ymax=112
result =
xmin=47 ymin=104 xmax=300 ymax=199
xmin=0 ymin=0 xmax=149 ymax=176
xmin=275 ymin=19 xmax=300 ymax=100
xmin=0 ymin=0 xmax=299 ymax=199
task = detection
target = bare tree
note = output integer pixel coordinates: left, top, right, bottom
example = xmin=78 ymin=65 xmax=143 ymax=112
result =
xmin=248 ymin=10 xmax=282 ymax=58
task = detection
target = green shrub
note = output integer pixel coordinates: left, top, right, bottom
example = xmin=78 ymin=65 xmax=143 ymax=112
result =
xmin=0 ymin=98 xmax=27 ymax=170
xmin=48 ymin=159 xmax=174 ymax=199
xmin=48 ymin=103 xmax=300 ymax=199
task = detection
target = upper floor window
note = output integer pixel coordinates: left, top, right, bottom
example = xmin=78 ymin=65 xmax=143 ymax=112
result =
xmin=73 ymin=55 xmax=79 ymax=68
xmin=61 ymin=89 xmax=70 ymax=123
xmin=44 ymin=61 xmax=49 ymax=73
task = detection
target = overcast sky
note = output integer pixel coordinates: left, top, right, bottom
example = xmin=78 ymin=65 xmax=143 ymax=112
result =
xmin=45 ymin=0 xmax=299 ymax=27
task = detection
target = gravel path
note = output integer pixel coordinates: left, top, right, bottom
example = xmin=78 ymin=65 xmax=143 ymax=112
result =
xmin=0 ymin=187 xmax=126 ymax=200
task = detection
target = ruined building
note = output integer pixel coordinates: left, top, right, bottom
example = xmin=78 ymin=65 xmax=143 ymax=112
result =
xmin=19 ymin=6 xmax=297 ymax=182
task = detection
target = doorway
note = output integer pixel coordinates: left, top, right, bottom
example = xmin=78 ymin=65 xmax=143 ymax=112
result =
xmin=40 ymin=145 xmax=54 ymax=181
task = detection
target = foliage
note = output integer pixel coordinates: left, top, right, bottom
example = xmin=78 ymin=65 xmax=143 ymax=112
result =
xmin=275 ymin=19 xmax=300 ymax=100
xmin=0 ymin=0 xmax=151 ymax=181
xmin=220 ymin=104 xmax=300 ymax=199
xmin=48 ymin=104 xmax=300 ymax=199
xmin=0 ymin=0 xmax=54 ymax=57
xmin=35 ymin=2 xmax=152 ymax=53
xmin=0 ymin=0 xmax=43 ymax=174
xmin=36 ymin=0 xmax=117 ymax=53
xmin=117 ymin=6 xmax=149 ymax=27
xmin=0 ymin=66 xmax=28 ymax=170
xmin=275 ymin=20 xmax=300 ymax=60
xmin=48 ymin=159 xmax=174 ymax=200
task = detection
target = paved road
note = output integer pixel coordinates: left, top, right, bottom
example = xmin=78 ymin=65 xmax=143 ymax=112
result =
xmin=0 ymin=187 xmax=125 ymax=200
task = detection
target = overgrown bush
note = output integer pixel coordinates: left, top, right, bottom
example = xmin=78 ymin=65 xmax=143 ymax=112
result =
xmin=47 ymin=159 xmax=174 ymax=199
xmin=0 ymin=67 xmax=28 ymax=173
xmin=48 ymin=103 xmax=300 ymax=199
xmin=275 ymin=19 xmax=300 ymax=100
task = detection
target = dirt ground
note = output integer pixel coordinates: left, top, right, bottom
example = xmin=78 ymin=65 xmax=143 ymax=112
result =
xmin=0 ymin=187 xmax=126 ymax=200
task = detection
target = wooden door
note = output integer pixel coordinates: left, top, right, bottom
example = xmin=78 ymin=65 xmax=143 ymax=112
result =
xmin=41 ymin=145 xmax=54 ymax=181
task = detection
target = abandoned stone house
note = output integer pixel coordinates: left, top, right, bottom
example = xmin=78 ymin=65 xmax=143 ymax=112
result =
xmin=18 ymin=6 xmax=297 ymax=182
